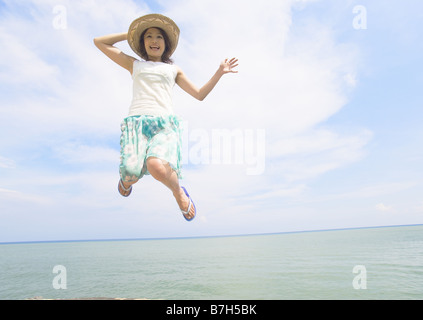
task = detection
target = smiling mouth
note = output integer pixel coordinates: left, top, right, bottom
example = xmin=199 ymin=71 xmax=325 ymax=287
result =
xmin=150 ymin=46 xmax=160 ymax=51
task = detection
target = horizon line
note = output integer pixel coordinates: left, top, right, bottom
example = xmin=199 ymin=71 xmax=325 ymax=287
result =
xmin=1 ymin=223 xmax=422 ymax=245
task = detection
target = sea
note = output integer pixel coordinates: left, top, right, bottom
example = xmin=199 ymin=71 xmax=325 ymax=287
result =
xmin=1 ymin=225 xmax=422 ymax=300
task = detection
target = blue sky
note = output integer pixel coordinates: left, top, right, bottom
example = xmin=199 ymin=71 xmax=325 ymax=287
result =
xmin=0 ymin=0 xmax=422 ymax=242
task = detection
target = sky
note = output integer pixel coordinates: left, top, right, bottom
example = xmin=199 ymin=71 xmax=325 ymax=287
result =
xmin=0 ymin=0 xmax=422 ymax=242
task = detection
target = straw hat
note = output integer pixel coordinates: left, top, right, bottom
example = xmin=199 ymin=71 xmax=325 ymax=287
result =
xmin=128 ymin=14 xmax=180 ymax=60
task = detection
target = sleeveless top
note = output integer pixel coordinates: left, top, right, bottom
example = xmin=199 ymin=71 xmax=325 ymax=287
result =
xmin=128 ymin=60 xmax=178 ymax=117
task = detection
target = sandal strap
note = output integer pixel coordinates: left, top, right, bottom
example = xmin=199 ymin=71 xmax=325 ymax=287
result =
xmin=119 ymin=179 xmax=132 ymax=192
xmin=181 ymin=199 xmax=192 ymax=215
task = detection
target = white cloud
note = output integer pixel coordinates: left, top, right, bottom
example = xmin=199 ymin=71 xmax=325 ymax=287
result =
xmin=54 ymin=143 xmax=119 ymax=164
xmin=0 ymin=0 xmax=149 ymax=136
xmin=1 ymin=0 xmax=366 ymax=170
xmin=267 ymin=129 xmax=372 ymax=182
xmin=0 ymin=187 xmax=53 ymax=205
xmin=0 ymin=156 xmax=15 ymax=169
xmin=375 ymin=203 xmax=393 ymax=212
xmin=0 ymin=0 xmax=377 ymax=240
xmin=0 ymin=27 xmax=60 ymax=88
xmin=314 ymin=182 xmax=418 ymax=202
xmin=0 ymin=188 xmax=17 ymax=194
xmin=163 ymin=0 xmax=368 ymax=183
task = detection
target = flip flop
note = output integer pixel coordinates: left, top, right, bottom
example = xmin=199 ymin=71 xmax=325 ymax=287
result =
xmin=118 ymin=179 xmax=132 ymax=197
xmin=180 ymin=186 xmax=196 ymax=222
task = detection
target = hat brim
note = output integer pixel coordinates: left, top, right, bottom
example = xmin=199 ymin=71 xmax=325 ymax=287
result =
xmin=128 ymin=14 xmax=180 ymax=61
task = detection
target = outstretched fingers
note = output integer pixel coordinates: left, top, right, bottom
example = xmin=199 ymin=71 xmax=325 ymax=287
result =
xmin=223 ymin=57 xmax=239 ymax=73
xmin=229 ymin=58 xmax=239 ymax=71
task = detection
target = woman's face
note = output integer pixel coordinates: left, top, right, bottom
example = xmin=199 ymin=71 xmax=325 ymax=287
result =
xmin=143 ymin=27 xmax=166 ymax=61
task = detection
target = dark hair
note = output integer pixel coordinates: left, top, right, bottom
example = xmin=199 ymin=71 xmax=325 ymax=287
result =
xmin=139 ymin=27 xmax=174 ymax=64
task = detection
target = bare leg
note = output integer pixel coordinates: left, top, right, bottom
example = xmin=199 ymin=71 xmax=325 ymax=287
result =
xmin=146 ymin=157 xmax=196 ymax=220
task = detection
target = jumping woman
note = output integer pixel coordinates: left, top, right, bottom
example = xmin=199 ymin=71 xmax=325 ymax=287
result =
xmin=93 ymin=14 xmax=238 ymax=221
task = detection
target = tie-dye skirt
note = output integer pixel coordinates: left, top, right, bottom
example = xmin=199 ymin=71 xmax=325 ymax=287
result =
xmin=119 ymin=115 xmax=183 ymax=182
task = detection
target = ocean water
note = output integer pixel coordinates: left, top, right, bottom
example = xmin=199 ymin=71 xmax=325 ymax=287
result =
xmin=1 ymin=225 xmax=422 ymax=300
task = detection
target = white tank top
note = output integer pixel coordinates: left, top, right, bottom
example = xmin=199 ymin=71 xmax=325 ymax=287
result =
xmin=128 ymin=60 xmax=178 ymax=117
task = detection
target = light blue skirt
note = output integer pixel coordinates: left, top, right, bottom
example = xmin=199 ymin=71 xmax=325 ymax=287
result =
xmin=119 ymin=115 xmax=183 ymax=182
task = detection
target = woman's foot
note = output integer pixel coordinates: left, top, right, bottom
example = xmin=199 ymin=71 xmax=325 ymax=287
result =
xmin=174 ymin=187 xmax=196 ymax=221
xmin=118 ymin=179 xmax=133 ymax=197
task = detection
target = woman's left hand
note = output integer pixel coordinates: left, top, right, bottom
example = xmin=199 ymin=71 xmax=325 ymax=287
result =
xmin=220 ymin=58 xmax=239 ymax=74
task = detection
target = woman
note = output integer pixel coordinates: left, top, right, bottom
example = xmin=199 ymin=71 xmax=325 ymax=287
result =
xmin=94 ymin=14 xmax=238 ymax=221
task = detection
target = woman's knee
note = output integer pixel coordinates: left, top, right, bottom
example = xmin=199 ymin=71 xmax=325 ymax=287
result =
xmin=146 ymin=158 xmax=168 ymax=181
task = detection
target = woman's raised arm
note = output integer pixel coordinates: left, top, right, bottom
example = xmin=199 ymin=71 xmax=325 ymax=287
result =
xmin=93 ymin=33 xmax=137 ymax=74
xmin=176 ymin=58 xmax=238 ymax=101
